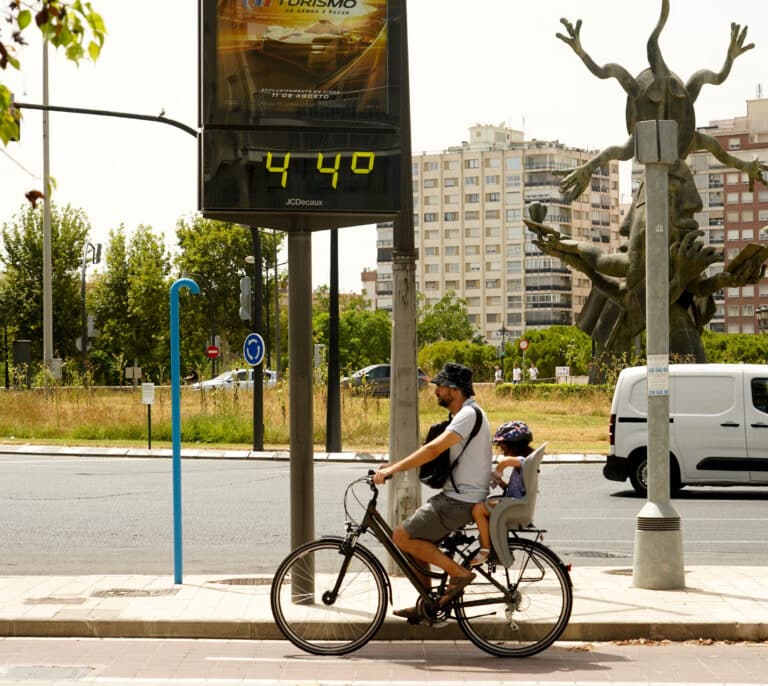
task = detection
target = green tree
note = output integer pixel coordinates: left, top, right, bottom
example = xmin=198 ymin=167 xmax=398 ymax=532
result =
xmin=416 ymin=290 xmax=477 ymax=345
xmin=418 ymin=340 xmax=498 ymax=381
xmin=702 ymin=329 xmax=768 ymax=364
xmin=1 ymin=2 xmax=106 ymax=145
xmin=0 ymin=203 xmax=89 ymax=361
xmin=313 ymin=291 xmax=391 ymax=374
xmin=175 ymin=219 xmax=286 ymax=373
xmin=89 ymin=226 xmax=130 ymax=383
xmin=503 ymin=326 xmax=593 ymax=380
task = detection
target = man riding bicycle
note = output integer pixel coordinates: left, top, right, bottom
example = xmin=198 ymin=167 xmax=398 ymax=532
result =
xmin=373 ymin=362 xmax=492 ymax=620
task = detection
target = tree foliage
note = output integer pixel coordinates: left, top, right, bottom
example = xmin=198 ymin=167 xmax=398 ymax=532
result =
xmin=502 ymin=326 xmax=593 ymax=380
xmin=418 ymin=340 xmax=499 ymax=381
xmin=416 ymin=290 xmax=477 ymax=345
xmin=702 ymin=329 xmax=768 ymax=364
xmin=0 ymin=203 xmax=89 ymax=359
xmin=312 ymin=291 xmax=391 ymax=374
xmin=1 ymin=1 xmax=106 ymax=145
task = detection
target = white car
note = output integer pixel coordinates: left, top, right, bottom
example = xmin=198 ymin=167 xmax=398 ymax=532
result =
xmin=190 ymin=368 xmax=277 ymax=390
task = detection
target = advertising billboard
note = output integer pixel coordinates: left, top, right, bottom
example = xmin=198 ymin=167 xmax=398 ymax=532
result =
xmin=200 ymin=0 xmax=404 ymax=229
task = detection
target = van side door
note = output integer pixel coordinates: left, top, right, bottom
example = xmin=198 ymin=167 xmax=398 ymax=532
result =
xmin=746 ymin=374 xmax=768 ymax=483
xmin=671 ymin=370 xmax=749 ymax=483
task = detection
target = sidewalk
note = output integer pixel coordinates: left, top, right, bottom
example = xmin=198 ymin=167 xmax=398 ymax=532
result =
xmin=1 ymin=567 xmax=766 ymax=643
xmin=0 ymin=443 xmax=606 ymax=464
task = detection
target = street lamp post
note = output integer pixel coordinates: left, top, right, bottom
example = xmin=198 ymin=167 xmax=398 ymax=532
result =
xmin=80 ymin=242 xmax=101 ymax=368
xmin=756 ymin=306 xmax=768 ymax=334
xmin=496 ymin=325 xmax=511 ymax=379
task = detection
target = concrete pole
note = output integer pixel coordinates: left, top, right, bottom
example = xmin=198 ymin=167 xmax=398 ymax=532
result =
xmin=633 ymin=120 xmax=684 ymax=589
xmin=288 ymin=229 xmax=314 ymax=554
xmin=42 ymin=40 xmax=53 ymax=369
xmin=387 ymin=0 xmax=420 ymax=566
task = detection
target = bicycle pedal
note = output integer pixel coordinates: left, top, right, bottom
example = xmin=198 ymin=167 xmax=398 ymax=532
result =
xmin=429 ymin=619 xmax=448 ymax=629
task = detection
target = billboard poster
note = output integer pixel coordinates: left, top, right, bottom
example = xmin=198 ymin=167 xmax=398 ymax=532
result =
xmin=202 ymin=0 xmax=398 ymax=129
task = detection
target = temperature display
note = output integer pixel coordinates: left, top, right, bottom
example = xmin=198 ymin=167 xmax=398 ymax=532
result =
xmin=202 ymin=128 xmax=401 ymax=218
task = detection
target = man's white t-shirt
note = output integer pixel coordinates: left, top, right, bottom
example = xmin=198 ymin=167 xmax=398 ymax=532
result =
xmin=443 ymin=398 xmax=492 ymax=503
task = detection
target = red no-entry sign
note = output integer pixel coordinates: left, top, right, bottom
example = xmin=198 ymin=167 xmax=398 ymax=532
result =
xmin=206 ymin=345 xmax=220 ymax=359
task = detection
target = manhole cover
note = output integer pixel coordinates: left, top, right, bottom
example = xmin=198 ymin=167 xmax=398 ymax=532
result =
xmin=5 ymin=666 xmax=92 ymax=679
xmin=210 ymin=577 xmax=272 ymax=586
xmin=568 ymin=551 xmax=632 ymax=559
xmin=25 ymin=597 xmax=86 ymax=605
xmin=91 ymin=588 xmax=179 ymax=598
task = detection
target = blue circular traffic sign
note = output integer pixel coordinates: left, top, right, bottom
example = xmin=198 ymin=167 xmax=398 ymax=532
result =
xmin=243 ymin=333 xmax=265 ymax=367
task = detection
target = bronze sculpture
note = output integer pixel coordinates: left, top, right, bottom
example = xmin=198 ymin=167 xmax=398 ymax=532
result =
xmin=525 ymin=0 xmax=768 ymax=362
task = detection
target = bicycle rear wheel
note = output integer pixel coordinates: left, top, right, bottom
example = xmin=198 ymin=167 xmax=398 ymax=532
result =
xmin=456 ymin=539 xmax=572 ymax=657
xmin=270 ymin=538 xmax=388 ymax=655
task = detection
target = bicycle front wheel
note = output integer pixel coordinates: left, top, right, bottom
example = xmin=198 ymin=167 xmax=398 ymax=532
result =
xmin=456 ymin=539 xmax=572 ymax=657
xmin=270 ymin=538 xmax=388 ymax=655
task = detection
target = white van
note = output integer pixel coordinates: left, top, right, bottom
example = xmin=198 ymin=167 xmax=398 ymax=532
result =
xmin=604 ymin=364 xmax=768 ymax=495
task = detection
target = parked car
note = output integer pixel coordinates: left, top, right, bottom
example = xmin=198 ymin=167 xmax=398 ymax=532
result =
xmin=341 ymin=364 xmax=429 ymax=396
xmin=605 ymin=364 xmax=768 ymax=496
xmin=190 ymin=368 xmax=277 ymax=391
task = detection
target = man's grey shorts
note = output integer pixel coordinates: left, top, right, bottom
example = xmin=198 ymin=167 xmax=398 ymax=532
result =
xmin=402 ymin=493 xmax=476 ymax=542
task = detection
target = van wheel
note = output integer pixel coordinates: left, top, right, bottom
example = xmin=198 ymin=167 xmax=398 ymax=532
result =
xmin=629 ymin=453 xmax=682 ymax=497
xmin=629 ymin=457 xmax=648 ymax=496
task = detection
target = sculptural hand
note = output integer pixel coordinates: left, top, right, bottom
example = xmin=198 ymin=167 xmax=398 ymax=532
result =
xmin=556 ymin=164 xmax=592 ymax=201
xmin=556 ymin=18 xmax=584 ymax=55
xmin=746 ymin=158 xmax=768 ymax=192
xmin=723 ymin=259 xmax=766 ymax=288
xmin=727 ymin=22 xmax=754 ymax=62
xmin=670 ymin=231 xmax=721 ymax=286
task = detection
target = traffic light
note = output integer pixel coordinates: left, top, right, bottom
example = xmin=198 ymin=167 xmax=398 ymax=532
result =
xmin=239 ymin=275 xmax=252 ymax=321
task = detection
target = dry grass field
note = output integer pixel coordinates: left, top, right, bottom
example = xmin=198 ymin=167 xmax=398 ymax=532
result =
xmin=0 ymin=383 xmax=611 ymax=454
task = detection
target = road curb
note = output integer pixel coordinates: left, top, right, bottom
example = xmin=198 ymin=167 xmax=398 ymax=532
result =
xmin=0 ymin=618 xmax=764 ymax=643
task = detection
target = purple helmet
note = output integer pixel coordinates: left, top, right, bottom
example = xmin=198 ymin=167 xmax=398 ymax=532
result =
xmin=493 ymin=421 xmax=532 ymax=444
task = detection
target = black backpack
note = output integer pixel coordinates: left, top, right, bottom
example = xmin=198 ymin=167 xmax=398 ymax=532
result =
xmin=419 ymin=407 xmax=482 ymax=490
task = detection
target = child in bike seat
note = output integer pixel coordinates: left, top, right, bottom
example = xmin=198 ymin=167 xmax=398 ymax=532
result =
xmin=470 ymin=421 xmax=534 ymax=566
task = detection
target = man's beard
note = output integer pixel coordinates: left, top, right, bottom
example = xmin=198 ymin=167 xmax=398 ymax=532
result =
xmin=437 ymin=395 xmax=449 ymax=408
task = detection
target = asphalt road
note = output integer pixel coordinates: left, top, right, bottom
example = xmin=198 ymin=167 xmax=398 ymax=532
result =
xmin=1 ymin=455 xmax=767 ymax=574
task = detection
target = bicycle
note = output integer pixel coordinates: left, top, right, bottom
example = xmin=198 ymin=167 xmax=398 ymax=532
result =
xmin=270 ymin=471 xmax=573 ymax=657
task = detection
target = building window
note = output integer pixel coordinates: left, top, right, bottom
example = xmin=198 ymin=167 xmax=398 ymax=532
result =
xmin=445 ymin=262 xmax=460 ymax=273
xmin=505 ymin=191 xmax=522 ymax=205
xmin=423 ymin=195 xmax=439 ymax=205
xmin=742 ymin=192 xmax=754 ymax=203
xmin=465 ymin=176 xmax=479 ymax=186
xmin=444 ymin=177 xmax=458 ymax=187
xmin=486 ymin=244 xmax=500 ymax=255
xmin=485 ymin=279 xmax=499 ymax=289
xmin=464 ymin=227 xmax=480 ymax=238
xmin=505 ymin=157 xmax=521 ymax=170
xmin=464 ymin=210 xmax=480 ymax=220
xmin=506 ymin=226 xmax=522 ymax=240
xmin=445 ymin=246 xmax=459 ymax=256
xmin=728 ymin=137 xmax=740 ymax=150
xmin=466 ymin=262 xmax=481 ymax=272
xmin=485 ymin=226 xmax=501 ymax=237
xmin=506 ymin=175 xmax=521 ymax=187
xmin=727 ymin=210 xmax=739 ymax=222
xmin=423 ymin=178 xmax=437 ymax=188
xmin=485 ymin=210 xmax=501 ymax=220
xmin=424 ymin=212 xmax=438 ymax=222
xmin=506 ymin=260 xmax=522 ymax=273
xmin=742 ymin=228 xmax=754 ymax=240
xmin=506 ymin=209 xmax=522 ymax=222
xmin=726 ymin=192 xmax=739 ymax=203
xmin=444 ymin=194 xmax=459 ymax=205
xmin=465 ymin=245 xmax=480 ymax=255
xmin=486 ymin=175 xmax=500 ymax=185
xmin=506 ymin=279 xmax=522 ymax=292
xmin=485 ymin=157 xmax=501 ymax=168
xmin=423 ymin=161 xmax=438 ymax=171
xmin=486 ymin=192 xmax=501 ymax=202
xmin=506 ymin=244 xmax=522 ymax=257
xmin=486 ymin=295 xmax=501 ymax=306
xmin=742 ymin=210 xmax=754 ymax=222
xmin=424 ymin=263 xmax=440 ymax=274
xmin=486 ymin=261 xmax=501 ymax=272
xmin=465 ymin=193 xmax=480 ymax=203
xmin=465 ymin=159 xmax=480 ymax=169
xmin=423 ymin=229 xmax=438 ymax=240
xmin=444 ymin=211 xmax=459 ymax=221
xmin=743 ymin=304 xmax=754 ymax=316
xmin=742 ymin=285 xmax=754 ymax=297
xmin=445 ymin=280 xmax=459 ymax=290
xmin=486 ymin=312 xmax=500 ymax=323
xmin=444 ymin=228 xmax=459 ymax=239
xmin=507 ymin=295 xmax=522 ymax=308
xmin=444 ymin=160 xmax=459 ymax=171
xmin=466 ymin=296 xmax=481 ymax=307
xmin=465 ymin=279 xmax=480 ymax=289
xmin=424 ymin=246 xmax=439 ymax=257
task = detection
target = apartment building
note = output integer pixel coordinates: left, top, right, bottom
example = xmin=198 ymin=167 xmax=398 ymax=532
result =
xmin=633 ymin=98 xmax=768 ymax=334
xmin=375 ymin=124 xmax=621 ymax=342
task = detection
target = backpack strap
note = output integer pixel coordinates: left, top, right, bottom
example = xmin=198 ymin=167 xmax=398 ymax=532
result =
xmin=448 ymin=406 xmax=483 ymax=492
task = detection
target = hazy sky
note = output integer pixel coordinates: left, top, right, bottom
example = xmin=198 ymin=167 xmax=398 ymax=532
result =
xmin=2 ymin=0 xmax=767 ymax=291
